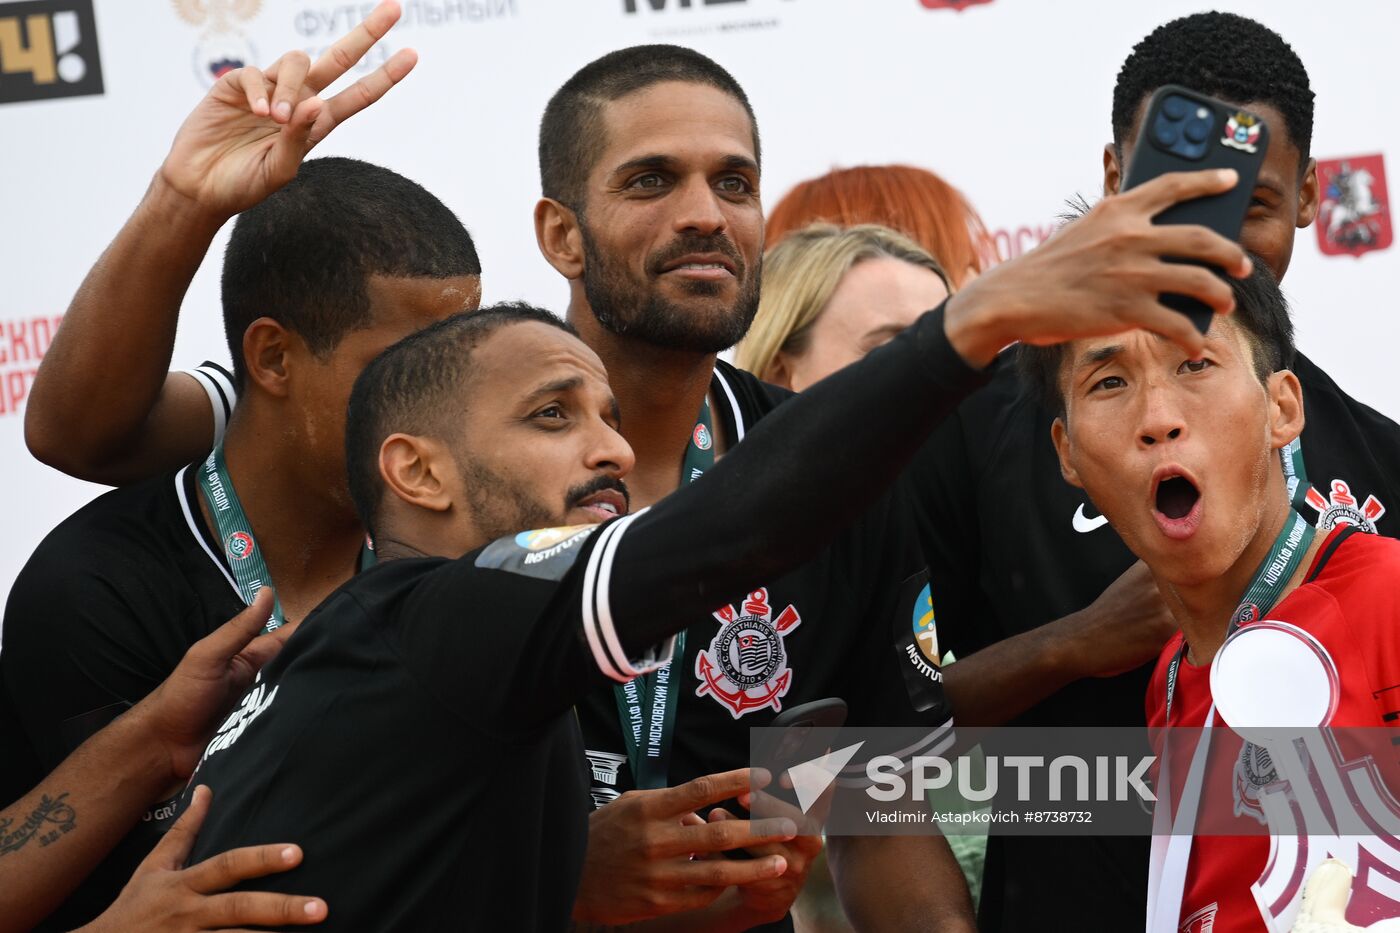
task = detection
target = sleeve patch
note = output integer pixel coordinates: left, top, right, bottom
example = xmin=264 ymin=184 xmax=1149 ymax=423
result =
xmin=475 ymin=524 xmax=599 ymax=581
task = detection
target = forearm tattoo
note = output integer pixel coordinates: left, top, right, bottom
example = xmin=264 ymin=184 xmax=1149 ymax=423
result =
xmin=0 ymin=793 xmax=77 ymax=856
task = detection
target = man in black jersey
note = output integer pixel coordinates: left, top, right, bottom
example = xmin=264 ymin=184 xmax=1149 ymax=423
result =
xmin=182 ymin=181 xmax=1253 ymax=928
xmin=0 ymin=25 xmax=479 ymax=928
xmin=906 ymin=13 xmax=1400 ymax=931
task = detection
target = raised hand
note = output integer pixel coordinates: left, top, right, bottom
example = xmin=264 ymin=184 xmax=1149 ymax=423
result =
xmin=136 ymin=588 xmax=294 ymax=783
xmin=79 ymin=786 xmax=325 ymax=932
xmin=158 ymin=1 xmax=416 ymax=217
xmin=945 ymin=168 xmax=1253 ymax=367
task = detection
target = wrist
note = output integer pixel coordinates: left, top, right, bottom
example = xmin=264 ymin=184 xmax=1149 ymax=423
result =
xmin=114 ymin=697 xmax=182 ymax=791
xmin=942 ymin=287 xmax=1008 ymax=370
xmin=145 ymin=170 xmax=229 ymax=239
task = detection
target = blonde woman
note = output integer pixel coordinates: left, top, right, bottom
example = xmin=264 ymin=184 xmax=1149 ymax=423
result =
xmin=737 ymin=224 xmax=952 ymax=390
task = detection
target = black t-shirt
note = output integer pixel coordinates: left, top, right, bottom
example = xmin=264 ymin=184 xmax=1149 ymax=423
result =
xmin=0 ymin=465 xmax=247 ymax=929
xmin=905 ymin=349 xmax=1400 ymax=931
xmin=577 ymin=362 xmax=954 ymax=932
xmin=184 ymin=525 xmax=673 ymax=932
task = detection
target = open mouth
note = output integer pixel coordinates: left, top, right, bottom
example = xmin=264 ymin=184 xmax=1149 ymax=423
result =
xmin=1151 ymin=469 xmax=1203 ymax=540
xmin=574 ymin=486 xmax=628 ymax=522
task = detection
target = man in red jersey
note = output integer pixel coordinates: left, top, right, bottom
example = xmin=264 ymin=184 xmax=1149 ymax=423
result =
xmin=1019 ymin=263 xmax=1400 ymax=933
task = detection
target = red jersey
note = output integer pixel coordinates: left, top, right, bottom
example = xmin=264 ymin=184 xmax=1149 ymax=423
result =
xmin=1146 ymin=527 xmax=1400 ymax=932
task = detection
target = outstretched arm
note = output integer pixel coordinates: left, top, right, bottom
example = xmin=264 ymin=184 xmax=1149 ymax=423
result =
xmin=24 ymin=1 xmax=415 ymax=485
xmin=601 ymin=167 xmax=1253 ymax=657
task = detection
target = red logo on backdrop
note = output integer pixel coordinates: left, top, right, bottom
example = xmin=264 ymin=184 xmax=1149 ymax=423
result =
xmin=919 ymin=0 xmax=994 ymax=9
xmin=1316 ymin=154 xmax=1392 ymax=257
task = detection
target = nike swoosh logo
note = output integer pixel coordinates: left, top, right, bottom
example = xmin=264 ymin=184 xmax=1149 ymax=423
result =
xmin=1072 ymin=503 xmax=1110 ymax=533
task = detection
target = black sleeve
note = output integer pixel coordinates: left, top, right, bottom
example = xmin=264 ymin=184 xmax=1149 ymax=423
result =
xmin=902 ymin=392 xmax=1000 ymax=659
xmin=0 ymin=543 xmax=179 ymax=771
xmin=394 ymin=528 xmax=677 ymax=732
xmin=605 ymin=302 xmax=990 ymax=657
xmin=840 ymin=481 xmax=955 ymax=728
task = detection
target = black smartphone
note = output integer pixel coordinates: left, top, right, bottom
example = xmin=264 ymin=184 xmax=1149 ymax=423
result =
xmin=716 ymin=698 xmax=848 ymax=854
xmin=1122 ymin=84 xmax=1270 ymax=333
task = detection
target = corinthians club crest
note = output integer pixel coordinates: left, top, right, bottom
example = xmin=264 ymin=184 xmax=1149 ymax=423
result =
xmin=695 ymin=588 xmax=801 ymax=719
xmin=1304 ymin=479 xmax=1386 ymax=534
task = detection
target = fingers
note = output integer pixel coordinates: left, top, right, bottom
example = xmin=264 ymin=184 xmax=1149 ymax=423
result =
xmin=672 ymin=853 xmax=788 ymax=887
xmin=237 ymin=616 xmax=300 ymax=675
xmin=1129 ymin=301 xmax=1208 ymax=358
xmin=185 ymin=588 xmax=277 ymax=675
xmin=315 ymin=48 xmax=417 ymax=143
xmin=268 ymin=95 xmax=325 ymax=178
xmin=670 ymin=815 xmax=798 ymax=858
xmin=1149 ymin=225 xmax=1252 ymax=279
xmin=1297 ymin=858 xmax=1354 ymax=923
xmin=1126 ymin=168 xmax=1240 ymax=217
xmin=306 ymin=0 xmax=404 ymax=92
xmin=185 ymin=841 xmax=306 ymax=895
xmin=658 ymin=768 xmax=757 ymax=816
xmin=269 ymin=51 xmax=311 ymax=124
xmin=234 ymin=66 xmax=271 ymax=118
xmin=199 ymin=890 xmax=328 ymax=928
xmin=1148 ymin=262 xmax=1238 ymax=316
xmin=140 ymin=785 xmax=210 ymax=872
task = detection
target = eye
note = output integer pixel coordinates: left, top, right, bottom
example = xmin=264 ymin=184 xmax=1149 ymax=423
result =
xmin=532 ymin=404 xmax=566 ymax=421
xmin=716 ymin=175 xmax=752 ymax=195
xmin=628 ymin=173 xmax=667 ymax=191
xmin=1090 ymin=375 xmax=1127 ymax=393
xmin=1178 ymin=358 xmax=1213 ymax=375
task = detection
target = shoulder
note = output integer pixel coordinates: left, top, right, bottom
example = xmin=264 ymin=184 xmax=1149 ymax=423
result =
xmin=714 ymin=359 xmax=792 ymax=425
xmin=1294 ymin=350 xmax=1400 ymax=441
xmin=1309 ymin=529 xmax=1400 ymax=610
xmin=14 ymin=470 xmax=192 ymax=589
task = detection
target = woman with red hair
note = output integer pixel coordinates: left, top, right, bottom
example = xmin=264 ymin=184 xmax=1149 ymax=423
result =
xmin=765 ymin=164 xmax=996 ymax=288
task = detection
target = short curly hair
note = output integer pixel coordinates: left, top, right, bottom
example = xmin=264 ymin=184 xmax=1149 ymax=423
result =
xmin=1112 ymin=12 xmax=1314 ymax=162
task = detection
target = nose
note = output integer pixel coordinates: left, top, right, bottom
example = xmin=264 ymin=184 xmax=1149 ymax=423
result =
xmin=1136 ymin=380 xmax=1188 ymax=448
xmin=671 ymin=176 xmax=726 ymax=236
xmin=587 ymin=421 xmax=635 ymax=479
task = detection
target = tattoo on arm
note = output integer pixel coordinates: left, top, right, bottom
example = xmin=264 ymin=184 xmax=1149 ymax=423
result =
xmin=0 ymin=793 xmax=77 ymax=856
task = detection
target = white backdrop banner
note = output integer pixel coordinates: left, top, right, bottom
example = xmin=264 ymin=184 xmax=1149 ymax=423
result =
xmin=1 ymin=0 xmax=1396 ymax=603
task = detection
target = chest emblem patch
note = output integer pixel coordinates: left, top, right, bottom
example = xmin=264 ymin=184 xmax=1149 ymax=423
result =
xmin=695 ymin=588 xmax=801 ymax=719
xmin=1303 ymin=479 xmax=1386 ymax=534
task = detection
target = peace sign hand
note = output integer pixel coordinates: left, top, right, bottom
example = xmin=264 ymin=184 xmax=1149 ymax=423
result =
xmin=158 ymin=1 xmax=416 ymax=219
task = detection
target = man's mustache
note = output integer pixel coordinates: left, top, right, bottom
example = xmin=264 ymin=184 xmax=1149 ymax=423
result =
xmin=566 ymin=474 xmax=632 ymax=514
xmin=647 ymin=233 xmax=745 ymax=277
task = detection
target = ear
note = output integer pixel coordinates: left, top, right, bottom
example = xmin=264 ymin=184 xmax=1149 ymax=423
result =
xmin=1051 ymin=416 xmax=1085 ymax=489
xmin=379 ymin=434 xmax=455 ymax=515
xmin=762 ymin=351 xmax=796 ymax=392
xmin=1102 ymin=143 xmax=1123 ymax=197
xmin=1296 ymin=158 xmax=1321 ymax=229
xmin=241 ymin=318 xmax=294 ymax=398
xmin=535 ymin=197 xmax=585 ymax=280
xmin=1267 ymin=369 xmax=1306 ymax=450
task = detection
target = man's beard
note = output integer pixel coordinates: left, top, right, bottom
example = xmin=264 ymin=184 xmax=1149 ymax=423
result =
xmin=580 ymin=224 xmax=761 ymax=354
xmin=458 ymin=456 xmax=631 ymax=542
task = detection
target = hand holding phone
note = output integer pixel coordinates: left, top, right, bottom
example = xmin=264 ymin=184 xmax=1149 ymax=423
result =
xmin=1123 ymin=84 xmax=1270 ymax=332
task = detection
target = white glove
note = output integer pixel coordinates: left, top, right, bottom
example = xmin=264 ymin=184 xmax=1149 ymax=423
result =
xmin=1291 ymin=859 xmax=1400 ymax=932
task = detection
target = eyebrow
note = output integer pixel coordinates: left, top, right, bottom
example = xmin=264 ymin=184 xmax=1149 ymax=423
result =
xmin=610 ymin=153 xmax=759 ymax=177
xmin=1076 ymin=345 xmax=1124 ymax=368
xmin=523 ymin=377 xmax=583 ymax=404
xmin=522 ymin=376 xmax=623 ymax=425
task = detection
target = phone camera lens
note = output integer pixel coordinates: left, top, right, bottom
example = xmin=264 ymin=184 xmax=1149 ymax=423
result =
xmin=1154 ymin=116 xmax=1182 ymax=147
xmin=1162 ymin=96 xmax=1189 ymax=120
xmin=1184 ymin=118 xmax=1211 ymax=143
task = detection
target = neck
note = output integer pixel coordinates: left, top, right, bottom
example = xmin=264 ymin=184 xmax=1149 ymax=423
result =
xmin=205 ymin=406 xmax=364 ymax=620
xmin=568 ymin=298 xmax=718 ymax=509
xmin=1162 ymin=496 xmax=1317 ymax=666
